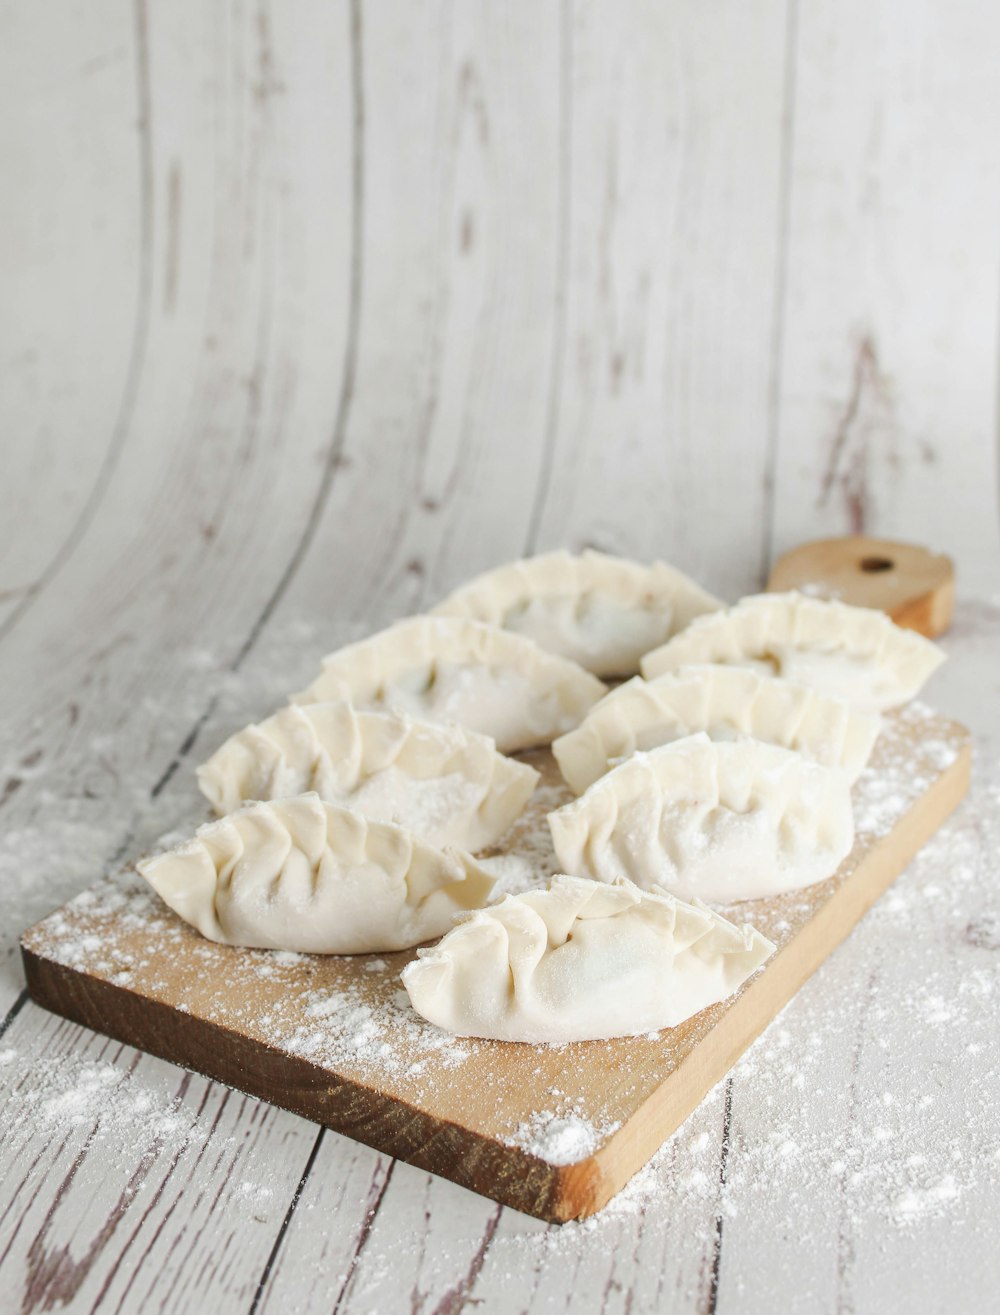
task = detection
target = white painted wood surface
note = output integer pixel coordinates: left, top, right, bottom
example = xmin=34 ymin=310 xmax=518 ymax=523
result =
xmin=1 ymin=2 xmax=999 ymax=1311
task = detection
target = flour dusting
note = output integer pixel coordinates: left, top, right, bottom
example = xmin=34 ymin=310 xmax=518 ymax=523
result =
xmin=10 ymin=698 xmax=991 ymax=1259
xmin=504 ymin=1109 xmax=622 ymax=1166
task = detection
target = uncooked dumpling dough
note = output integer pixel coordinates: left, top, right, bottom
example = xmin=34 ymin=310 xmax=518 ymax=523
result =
xmin=640 ymin=592 xmax=944 ymax=714
xmin=402 ymin=873 xmax=774 ymax=1042
xmin=293 ymin=617 xmax=605 ymax=753
xmin=137 ymin=793 xmax=496 ymax=954
xmin=197 ymin=701 xmax=538 ymax=852
xmin=548 ymin=734 xmax=855 ymax=904
xmin=553 ymin=664 xmax=880 ymax=794
xmin=432 ymin=549 xmax=722 ymax=677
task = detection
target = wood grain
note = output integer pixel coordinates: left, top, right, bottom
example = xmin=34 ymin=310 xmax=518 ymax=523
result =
xmin=1 ymin=0 xmax=999 ymax=1309
xmin=770 ymin=0 xmax=1000 ymax=595
xmin=530 ymin=0 xmax=791 ymax=601
xmin=0 ymin=0 xmax=147 ymax=639
xmin=711 ymin=607 xmax=1000 ymax=1314
xmin=21 ymin=712 xmax=970 ymax=1223
xmin=767 ymin=535 xmax=955 ymax=636
xmin=0 ymin=1003 xmax=320 ymax=1313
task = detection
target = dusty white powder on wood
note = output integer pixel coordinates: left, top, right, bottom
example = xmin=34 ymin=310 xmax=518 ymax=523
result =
xmin=8 ymin=698 xmax=992 ymax=1246
xmin=504 ymin=1110 xmax=622 ymax=1166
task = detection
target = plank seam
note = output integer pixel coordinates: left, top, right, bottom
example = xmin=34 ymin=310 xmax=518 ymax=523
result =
xmin=760 ymin=0 xmax=800 ymax=585
xmin=524 ymin=0 xmax=572 ymax=556
xmin=247 ymin=1127 xmax=326 ymax=1315
xmin=90 ymin=1074 xmax=195 ymax=1315
xmin=229 ymin=0 xmax=366 ymax=673
xmin=703 ymin=1076 xmax=733 ymax=1315
xmin=149 ymin=703 xmax=217 ymax=800
xmin=330 ymin=1159 xmax=396 ymax=1315
xmin=111 ymin=1084 xmax=235 ymax=1314
xmin=429 ymin=1203 xmax=503 ymax=1315
xmin=834 ymin=966 xmax=877 ymax=1314
xmin=0 ymin=988 xmax=28 ymax=1043
xmin=146 ymin=0 xmax=367 ymax=797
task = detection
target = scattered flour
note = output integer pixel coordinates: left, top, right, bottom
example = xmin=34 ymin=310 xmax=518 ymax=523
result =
xmin=5 ymin=688 xmax=994 ymax=1296
xmin=234 ymin=1180 xmax=275 ymax=1207
xmin=476 ymin=853 xmax=538 ymax=895
xmin=853 ymin=703 xmax=959 ymax=838
xmin=893 ymin=1175 xmax=961 ymax=1223
xmin=504 ymin=1110 xmax=622 ymax=1166
xmin=4 ymin=1052 xmax=204 ymax=1155
xmin=344 ymin=767 xmax=487 ymax=846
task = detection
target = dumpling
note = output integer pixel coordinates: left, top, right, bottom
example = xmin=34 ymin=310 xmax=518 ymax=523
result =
xmin=402 ymin=873 xmax=774 ymax=1042
xmin=293 ymin=617 xmax=606 ymax=753
xmin=547 ymin=734 xmax=854 ymax=904
xmin=553 ymin=664 xmax=880 ymax=794
xmin=431 ymin=549 xmax=722 ymax=677
xmin=639 ymin=592 xmax=944 ymax=713
xmin=197 ymin=701 xmax=538 ymax=852
xmin=136 ymin=793 xmax=497 ymax=954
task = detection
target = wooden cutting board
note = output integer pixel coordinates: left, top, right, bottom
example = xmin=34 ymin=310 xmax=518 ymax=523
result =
xmin=21 ymin=703 xmax=969 ymax=1223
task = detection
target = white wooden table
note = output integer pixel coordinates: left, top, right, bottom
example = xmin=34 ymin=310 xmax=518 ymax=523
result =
xmin=2 ymin=2 xmax=999 ymax=1310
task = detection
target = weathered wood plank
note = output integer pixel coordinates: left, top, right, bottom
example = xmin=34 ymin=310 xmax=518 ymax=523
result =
xmin=716 ymin=800 xmax=1000 ymax=1313
xmin=0 ymin=1002 xmax=319 ymax=1314
xmin=0 ymin=2 xmax=364 ymax=1306
xmin=769 ymin=0 xmax=1000 ymax=594
xmin=250 ymin=1134 xmax=393 ymax=1314
xmin=0 ymin=0 xmax=357 ymax=1009
xmin=711 ymin=606 xmax=1000 ymax=1312
xmin=265 ymin=1090 xmax=732 ymax=1315
xmin=0 ymin=0 xmax=998 ymax=1310
xmin=260 ymin=0 xmax=565 ymax=624
xmin=0 ymin=0 xmax=144 ymax=637
xmin=1 ymin=0 xmax=568 ymax=1305
xmin=529 ymin=0 xmax=791 ymax=601
xmin=257 ymin=1154 xmax=503 ymax=1315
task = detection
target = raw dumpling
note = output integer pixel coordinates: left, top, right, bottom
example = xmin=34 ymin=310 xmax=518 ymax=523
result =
xmin=293 ymin=617 xmax=606 ymax=753
xmin=548 ymin=734 xmax=854 ymax=904
xmin=197 ymin=701 xmax=538 ymax=852
xmin=553 ymin=664 xmax=880 ymax=794
xmin=640 ymin=592 xmax=944 ymax=713
xmin=431 ymin=549 xmax=722 ymax=677
xmin=137 ymin=793 xmax=496 ymax=954
xmin=402 ymin=873 xmax=774 ymax=1042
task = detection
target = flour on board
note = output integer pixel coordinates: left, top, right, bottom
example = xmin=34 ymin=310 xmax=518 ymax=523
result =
xmin=504 ymin=1110 xmax=623 ymax=1166
xmin=13 ymin=700 xmax=989 ymax=1239
xmin=21 ymin=705 xmax=963 ymax=1100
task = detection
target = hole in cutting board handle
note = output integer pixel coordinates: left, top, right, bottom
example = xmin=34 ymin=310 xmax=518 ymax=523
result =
xmin=767 ymin=537 xmax=954 ymax=637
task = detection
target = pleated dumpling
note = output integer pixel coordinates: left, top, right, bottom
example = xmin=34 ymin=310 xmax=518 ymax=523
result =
xmin=293 ymin=617 xmax=606 ymax=753
xmin=431 ymin=549 xmax=722 ymax=677
xmin=402 ymin=874 xmax=775 ymax=1042
xmin=640 ymin=592 xmax=944 ymax=713
xmin=197 ymin=701 xmax=538 ymax=852
xmin=548 ymin=734 xmax=854 ymax=904
xmin=553 ymin=665 xmax=880 ymax=794
xmin=137 ymin=794 xmax=497 ymax=954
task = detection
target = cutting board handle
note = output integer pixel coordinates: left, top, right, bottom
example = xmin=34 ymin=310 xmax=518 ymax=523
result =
xmin=766 ymin=536 xmax=954 ymax=638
